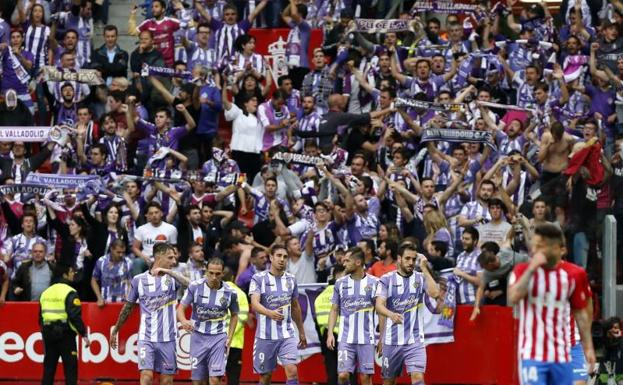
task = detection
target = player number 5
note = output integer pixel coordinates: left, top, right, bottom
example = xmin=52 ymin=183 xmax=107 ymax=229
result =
xmin=140 ymin=347 xmax=146 ymax=359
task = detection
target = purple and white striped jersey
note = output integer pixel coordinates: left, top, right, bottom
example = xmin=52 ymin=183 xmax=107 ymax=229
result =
xmin=248 ymin=187 xmax=292 ymax=224
xmin=181 ymin=279 xmax=239 ymax=335
xmin=258 ymin=101 xmax=290 ymax=151
xmin=249 ymin=270 xmax=299 ymax=340
xmin=127 ymin=271 xmax=179 ymax=342
xmin=24 ymin=23 xmax=50 ymax=71
xmin=455 ymin=248 xmax=482 ymax=304
xmin=58 ymin=12 xmax=92 ymax=64
xmin=3 ymin=233 xmax=50 ymax=278
xmin=92 ymin=254 xmax=133 ymax=302
xmin=376 ymin=271 xmax=426 ymax=345
xmin=187 ymin=41 xmax=218 ymax=70
xmin=331 ymin=274 xmax=377 ymax=345
xmin=209 ymin=19 xmax=251 ymax=63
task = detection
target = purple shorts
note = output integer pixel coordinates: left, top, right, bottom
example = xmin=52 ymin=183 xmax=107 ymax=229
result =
xmin=253 ymin=337 xmax=299 ymax=374
xmin=337 ymin=342 xmax=375 ymax=374
xmin=190 ymin=332 xmax=227 ymax=380
xmin=381 ymin=343 xmax=426 ymax=379
xmin=138 ymin=340 xmax=177 ymax=375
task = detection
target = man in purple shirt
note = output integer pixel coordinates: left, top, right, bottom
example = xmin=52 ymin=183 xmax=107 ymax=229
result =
xmin=375 ymin=244 xmax=440 ymax=385
xmin=134 ymin=104 xmax=196 ymax=168
xmin=249 ymin=244 xmax=307 ymax=385
xmin=110 ymin=243 xmax=190 ymax=385
xmin=177 ymin=257 xmax=239 ymax=384
xmin=236 ymin=246 xmax=268 ymax=293
xmin=282 ymin=0 xmax=311 ymax=88
xmin=0 ymin=30 xmax=34 ymax=113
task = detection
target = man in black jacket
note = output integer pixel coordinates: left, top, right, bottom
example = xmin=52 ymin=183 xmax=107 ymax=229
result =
xmin=90 ymin=25 xmax=128 ymax=85
xmin=12 ymin=242 xmax=53 ymax=301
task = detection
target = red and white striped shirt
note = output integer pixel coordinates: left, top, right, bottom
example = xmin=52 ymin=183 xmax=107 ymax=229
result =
xmin=510 ymin=261 xmax=591 ymax=363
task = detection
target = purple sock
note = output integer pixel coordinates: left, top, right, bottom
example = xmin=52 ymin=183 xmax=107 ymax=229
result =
xmin=286 ymin=379 xmax=299 ymax=385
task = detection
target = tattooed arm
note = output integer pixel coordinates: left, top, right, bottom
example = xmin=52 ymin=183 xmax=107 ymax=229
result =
xmin=110 ymin=301 xmax=136 ymax=349
xmin=153 ymin=268 xmax=191 ymax=288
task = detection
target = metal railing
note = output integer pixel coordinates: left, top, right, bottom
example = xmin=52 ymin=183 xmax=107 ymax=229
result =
xmin=602 ymin=215 xmax=618 ymax=318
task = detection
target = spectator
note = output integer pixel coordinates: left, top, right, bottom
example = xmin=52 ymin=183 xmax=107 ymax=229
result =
xmin=91 ymin=25 xmax=128 ymax=86
xmin=368 ymin=238 xmax=397 ymax=278
xmin=90 ymin=239 xmax=132 ymax=306
xmin=132 ymin=202 xmax=178 ymax=275
xmin=476 ymin=198 xmax=512 ymax=247
xmin=235 ymin=246 xmax=267 ymax=293
xmin=11 ymin=242 xmax=53 ymax=301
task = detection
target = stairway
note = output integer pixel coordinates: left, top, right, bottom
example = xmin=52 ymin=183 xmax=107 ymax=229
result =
xmin=92 ymin=0 xmax=144 ymax=56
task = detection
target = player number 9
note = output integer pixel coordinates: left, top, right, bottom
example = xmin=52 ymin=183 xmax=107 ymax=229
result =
xmin=258 ymin=352 xmax=265 ymax=363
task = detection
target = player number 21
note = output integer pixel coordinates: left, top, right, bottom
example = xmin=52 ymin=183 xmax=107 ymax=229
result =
xmin=338 ymin=351 xmax=348 ymax=361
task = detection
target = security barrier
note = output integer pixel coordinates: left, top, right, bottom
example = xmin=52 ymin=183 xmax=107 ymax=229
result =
xmin=0 ymin=303 xmax=518 ymax=384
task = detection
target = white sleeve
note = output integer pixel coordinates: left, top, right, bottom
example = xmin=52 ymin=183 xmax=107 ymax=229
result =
xmin=224 ymin=103 xmax=242 ymax=122
xmin=288 ymin=220 xmax=310 ymax=237
xmin=257 ymin=104 xmax=271 ymax=128
xmin=169 ymin=226 xmax=178 ymax=245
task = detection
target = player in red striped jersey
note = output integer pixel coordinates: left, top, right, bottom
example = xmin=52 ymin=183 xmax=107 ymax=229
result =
xmin=508 ymin=223 xmax=595 ymax=385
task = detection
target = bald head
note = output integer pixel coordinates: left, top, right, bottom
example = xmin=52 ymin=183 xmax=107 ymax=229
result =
xmin=328 ymin=94 xmax=345 ymax=110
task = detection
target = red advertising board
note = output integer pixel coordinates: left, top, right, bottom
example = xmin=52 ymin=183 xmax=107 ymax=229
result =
xmin=0 ymin=303 xmax=517 ymax=384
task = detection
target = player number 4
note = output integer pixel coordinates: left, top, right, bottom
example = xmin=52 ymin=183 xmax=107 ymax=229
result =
xmin=521 ymin=366 xmax=538 ymax=382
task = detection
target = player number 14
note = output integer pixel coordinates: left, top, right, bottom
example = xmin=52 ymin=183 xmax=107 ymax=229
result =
xmin=521 ymin=366 xmax=538 ymax=382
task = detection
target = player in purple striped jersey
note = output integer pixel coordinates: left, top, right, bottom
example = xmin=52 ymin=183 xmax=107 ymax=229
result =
xmin=375 ymin=244 xmax=440 ymax=385
xmin=326 ymin=247 xmax=378 ymax=385
xmin=110 ymin=243 xmax=190 ymax=385
xmin=250 ymin=244 xmax=307 ymax=385
xmin=177 ymin=257 xmax=239 ymax=385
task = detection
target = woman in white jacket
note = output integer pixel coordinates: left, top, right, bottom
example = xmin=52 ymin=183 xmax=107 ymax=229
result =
xmin=223 ymin=84 xmax=265 ymax=181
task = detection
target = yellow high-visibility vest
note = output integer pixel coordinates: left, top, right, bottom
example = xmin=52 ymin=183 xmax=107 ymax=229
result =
xmin=39 ymin=283 xmax=78 ymax=333
xmin=229 ymin=282 xmax=248 ymax=350
xmin=314 ymin=285 xmax=338 ymax=335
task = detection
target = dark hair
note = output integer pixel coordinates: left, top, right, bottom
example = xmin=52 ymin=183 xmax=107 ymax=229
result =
xmin=100 ymin=112 xmax=117 ymax=127
xmin=462 ymin=226 xmax=479 ymax=242
xmin=431 ymin=241 xmax=448 ymax=257
xmin=29 ymin=3 xmax=47 ymax=24
xmin=145 ymin=201 xmax=163 ymax=213
xmin=109 ymin=238 xmax=126 ymax=250
xmin=480 ymin=179 xmax=496 ymax=190
xmin=109 ymin=89 xmax=126 ymax=103
xmin=152 ymin=0 xmax=166 ymax=8
xmin=64 ymin=29 xmax=79 ymax=39
xmin=361 ymin=239 xmax=375 ymax=253
xmin=264 ymin=176 xmax=278 ymax=185
xmin=104 ymin=25 xmax=118 ymax=34
xmin=551 ymin=121 xmax=564 ymax=140
xmin=234 ymin=34 xmax=255 ymax=53
xmin=534 ymin=82 xmax=549 ymax=94
xmin=278 ymin=75 xmax=292 ymax=87
xmin=70 ymin=215 xmax=89 ymax=238
xmin=155 ymin=107 xmax=171 ymax=118
xmin=604 ymin=317 xmax=622 ymax=336
xmin=223 ymin=3 xmax=237 ymax=13
xmin=90 ymin=143 xmax=108 ymax=157
xmin=53 ymin=263 xmax=73 ymax=280
xmin=380 ymin=86 xmax=397 ymax=99
xmin=358 ymin=176 xmax=373 ymax=194
xmin=347 ymin=246 xmax=365 ymax=263
xmin=398 ymin=243 xmax=418 ymax=257
xmin=534 ymin=223 xmax=565 ymax=246
xmin=271 ymin=89 xmax=285 ymax=102
xmin=206 ymin=257 xmax=225 ymax=268
xmin=382 ymin=239 xmax=399 ymax=258
xmin=21 ymin=212 xmax=38 ymax=229
xmin=102 ymin=203 xmax=124 ymax=235
xmin=251 ymin=246 xmax=265 ymax=259
xmin=488 ymin=198 xmax=506 ymax=213
xmin=270 ymin=243 xmax=288 ymax=256
xmin=153 ymin=242 xmax=175 ymax=258
xmin=296 ymin=4 xmax=308 ymax=18
xmin=478 ymin=242 xmax=500 ymax=267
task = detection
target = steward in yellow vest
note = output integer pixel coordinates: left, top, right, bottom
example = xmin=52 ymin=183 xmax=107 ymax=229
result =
xmin=39 ymin=264 xmax=90 ymax=385
xmin=225 ymin=268 xmax=249 ymax=385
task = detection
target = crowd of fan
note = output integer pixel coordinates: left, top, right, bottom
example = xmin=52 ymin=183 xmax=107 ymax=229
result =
xmin=1 ymin=0 xmax=623 ymax=379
